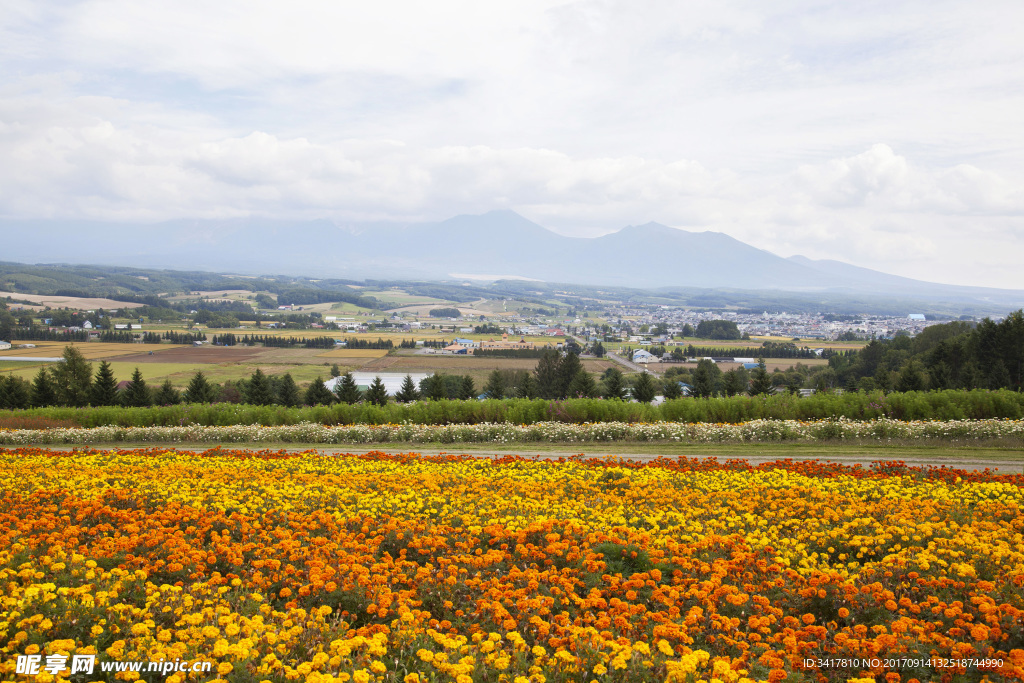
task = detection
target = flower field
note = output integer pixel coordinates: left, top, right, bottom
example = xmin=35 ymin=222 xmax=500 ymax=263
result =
xmin=2 ymin=417 xmax=1024 ymax=446
xmin=2 ymin=448 xmax=1024 ymax=683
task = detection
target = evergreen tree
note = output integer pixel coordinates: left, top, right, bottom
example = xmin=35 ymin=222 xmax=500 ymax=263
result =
xmin=121 ymin=368 xmax=152 ymax=407
xmin=514 ymin=373 xmax=538 ymax=399
xmin=395 ymin=374 xmax=421 ymax=403
xmin=458 ymin=375 xmax=476 ymax=400
xmin=534 ymin=348 xmax=561 ymax=399
xmin=722 ymin=368 xmax=748 ymax=397
xmin=555 ymin=351 xmax=583 ymax=399
xmin=365 ymin=376 xmax=388 ymax=406
xmin=662 ymin=377 xmax=682 ymax=400
xmin=896 ymin=360 xmax=927 ymax=392
xmin=277 ymin=373 xmax=300 ymax=407
xmin=30 ymin=367 xmax=57 ymax=407
xmin=183 ymin=371 xmax=217 ymax=403
xmin=90 ymin=360 xmax=119 ymax=406
xmin=748 ymin=358 xmax=773 ymax=396
xmin=631 ymin=372 xmax=657 ymax=403
xmin=330 ymin=364 xmax=342 ymax=378
xmin=0 ymin=376 xmax=29 ymax=409
xmin=691 ymin=359 xmax=721 ymax=398
xmin=421 ymin=373 xmax=449 ymax=400
xmin=50 ymin=346 xmax=93 ymax=407
xmin=482 ymin=370 xmax=506 ymax=399
xmin=567 ymin=370 xmax=598 ymax=398
xmin=305 ymin=376 xmax=336 ymax=405
xmin=334 ymin=372 xmax=360 ymax=404
xmin=601 ymin=367 xmax=627 ymax=400
xmin=154 ymin=379 xmax=181 ymax=405
xmin=244 ymin=368 xmax=276 ymax=405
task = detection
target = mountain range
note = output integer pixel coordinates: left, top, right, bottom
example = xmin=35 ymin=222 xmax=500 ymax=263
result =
xmin=3 ymin=210 xmax=1022 ymax=309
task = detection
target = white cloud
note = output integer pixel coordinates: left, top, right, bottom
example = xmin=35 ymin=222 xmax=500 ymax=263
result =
xmin=2 ymin=1 xmax=1024 ymax=288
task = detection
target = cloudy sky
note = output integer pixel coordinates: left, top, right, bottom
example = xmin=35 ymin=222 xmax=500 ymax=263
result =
xmin=2 ymin=0 xmax=1023 ymax=288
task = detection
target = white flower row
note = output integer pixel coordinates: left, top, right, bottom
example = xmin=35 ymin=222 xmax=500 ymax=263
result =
xmin=2 ymin=417 xmax=1023 ymax=445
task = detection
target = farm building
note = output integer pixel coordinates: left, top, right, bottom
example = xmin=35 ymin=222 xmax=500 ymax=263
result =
xmin=632 ymin=349 xmax=659 ymax=363
xmin=479 ymin=334 xmax=536 ymax=350
xmin=0 ymin=341 xmax=11 ymax=350
xmin=324 ymin=372 xmax=434 ymax=397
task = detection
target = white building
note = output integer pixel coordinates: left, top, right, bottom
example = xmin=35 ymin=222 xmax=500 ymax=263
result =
xmin=324 ymin=372 xmax=434 ymax=396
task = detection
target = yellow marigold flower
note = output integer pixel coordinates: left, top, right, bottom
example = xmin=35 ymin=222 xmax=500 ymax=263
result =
xmin=370 ymin=661 xmax=387 ymax=674
xmin=657 ymin=640 xmax=674 ymax=656
xmin=353 ymin=670 xmax=371 ymax=683
xmin=404 ymin=675 xmax=421 ymax=683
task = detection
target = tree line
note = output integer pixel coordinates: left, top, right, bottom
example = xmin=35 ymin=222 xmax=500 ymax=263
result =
xmin=821 ymin=311 xmax=1024 ymax=393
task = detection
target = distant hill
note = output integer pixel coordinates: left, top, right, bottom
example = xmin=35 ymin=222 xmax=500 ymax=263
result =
xmin=2 ymin=210 xmax=1022 ymax=310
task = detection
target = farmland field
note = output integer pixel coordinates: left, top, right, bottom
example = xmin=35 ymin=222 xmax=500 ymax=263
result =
xmin=316 ymin=349 xmax=391 ymax=359
xmin=1 ymin=447 xmax=1022 ymax=682
xmin=0 ymin=290 xmax=146 ymax=310
xmin=2 ymin=341 xmax=182 ymax=360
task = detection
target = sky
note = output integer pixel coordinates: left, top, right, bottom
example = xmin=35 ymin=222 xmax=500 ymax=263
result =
xmin=1 ymin=0 xmax=1023 ymax=288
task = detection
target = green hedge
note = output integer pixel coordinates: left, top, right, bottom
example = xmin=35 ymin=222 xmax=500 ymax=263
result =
xmin=1 ymin=390 xmax=1022 ymax=428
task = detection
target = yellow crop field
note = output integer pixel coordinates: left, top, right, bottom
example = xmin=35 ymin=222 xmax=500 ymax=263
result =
xmin=315 ymin=349 xmax=390 ymax=358
xmin=3 ymin=342 xmax=186 ymax=360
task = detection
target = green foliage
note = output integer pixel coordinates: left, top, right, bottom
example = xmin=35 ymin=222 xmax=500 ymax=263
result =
xmin=601 ymin=368 xmax=627 ymax=400
xmin=458 ymin=375 xmax=476 ymax=400
xmin=50 ymin=346 xmax=93 ymax=407
xmin=419 ymin=374 xmax=451 ymax=401
xmin=749 ymin=358 xmax=773 ymax=396
xmin=154 ymin=379 xmax=181 ymax=406
xmin=723 ymin=367 xmax=749 ymax=397
xmin=428 ymin=307 xmax=461 ymax=318
xmin=0 ymin=375 xmax=31 ymax=409
xmin=555 ymin=351 xmax=584 ymax=399
xmin=482 ymin=370 xmax=506 ymax=400
xmin=334 ymin=373 xmax=360 ymax=405
xmin=534 ymin=348 xmax=560 ymax=399
xmin=276 ymin=373 xmax=301 ymax=408
xmin=694 ymin=319 xmax=741 ymax=339
xmin=631 ymin=372 xmax=657 ymax=403
xmin=30 ymin=367 xmax=56 ymax=408
xmin=691 ymin=359 xmax=721 ymax=398
xmin=567 ymin=370 xmax=599 ymax=399
xmin=304 ymin=377 xmax=335 ymax=406
xmin=661 ymin=377 xmax=682 ymax=400
xmin=182 ymin=371 xmax=218 ymax=403
xmin=395 ymin=374 xmax=421 ymax=403
xmin=365 ymin=376 xmax=388 ymax=406
xmin=120 ymin=368 xmax=152 ymax=407
xmin=6 ymin=389 xmax=1024 ymax=428
xmin=90 ymin=361 xmax=120 ymax=406
xmin=243 ymin=369 xmax=276 ymax=406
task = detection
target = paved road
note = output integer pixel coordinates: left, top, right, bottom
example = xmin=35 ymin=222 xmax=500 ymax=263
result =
xmin=606 ymin=351 xmax=653 ymax=375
